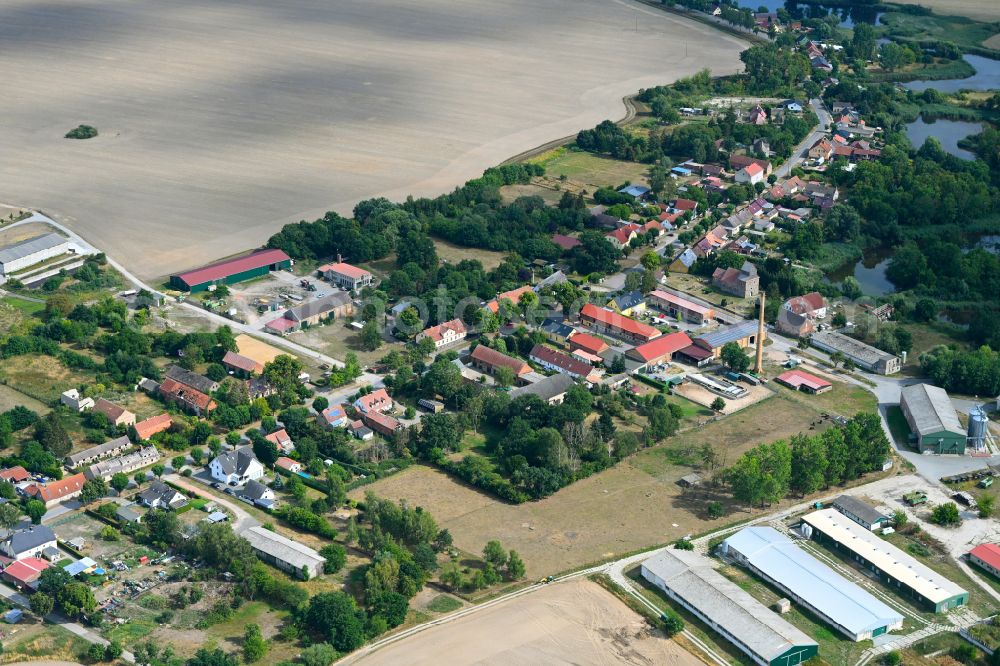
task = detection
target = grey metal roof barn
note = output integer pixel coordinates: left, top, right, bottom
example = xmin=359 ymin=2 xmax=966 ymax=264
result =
xmin=0 ymin=233 xmax=67 ymax=265
xmin=721 ymin=527 xmax=903 ymax=641
xmin=66 ymin=436 xmax=132 ymax=467
xmin=285 ymin=292 xmax=352 ymax=322
xmin=809 ymin=330 xmax=900 ymax=374
xmin=510 ymin=373 xmax=575 ymax=403
xmin=832 ymin=495 xmax=890 ymax=530
xmin=165 ymin=365 xmax=219 ymax=395
xmin=243 ymin=526 xmax=324 ymax=579
xmin=899 ymin=384 xmax=963 ymax=438
xmin=641 ymin=549 xmax=817 ymax=665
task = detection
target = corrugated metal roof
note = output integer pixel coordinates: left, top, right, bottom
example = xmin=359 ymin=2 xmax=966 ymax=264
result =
xmin=0 ymin=233 xmax=68 ymax=265
xmin=900 ymin=384 xmax=963 ymax=437
xmin=243 ymin=526 xmax=324 ymax=569
xmin=803 ymin=509 xmax=967 ymax=605
xmin=172 ymin=249 xmax=290 ymax=287
xmin=832 ymin=495 xmax=888 ymax=526
xmin=642 ymin=549 xmax=816 ymax=662
xmin=723 ymin=527 xmax=903 ymax=636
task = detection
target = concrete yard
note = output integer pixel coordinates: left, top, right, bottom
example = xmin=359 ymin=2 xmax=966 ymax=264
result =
xmin=0 ymin=0 xmax=744 ymax=280
xmin=347 ymin=578 xmax=702 ymax=666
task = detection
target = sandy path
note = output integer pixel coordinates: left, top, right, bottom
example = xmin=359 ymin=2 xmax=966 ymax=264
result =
xmin=0 ymin=0 xmax=745 ymax=280
xmin=347 ymin=578 xmax=702 ymax=666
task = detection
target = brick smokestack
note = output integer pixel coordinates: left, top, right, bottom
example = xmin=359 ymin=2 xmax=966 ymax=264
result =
xmin=755 ymin=292 xmax=765 ymax=374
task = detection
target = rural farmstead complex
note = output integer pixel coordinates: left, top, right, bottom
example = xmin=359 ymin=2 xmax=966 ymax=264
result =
xmin=2 ymin=0 xmax=1000 ymax=662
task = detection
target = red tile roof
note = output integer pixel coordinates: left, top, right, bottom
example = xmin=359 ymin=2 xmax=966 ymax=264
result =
xmin=222 ymin=351 xmax=264 ymax=374
xmin=529 ymin=345 xmax=594 ymax=378
xmin=580 ymin=304 xmax=661 ymax=342
xmin=627 ymin=332 xmax=693 ymax=363
xmin=159 ymin=378 xmax=217 ymax=413
xmin=551 ymin=234 xmax=582 ymax=250
xmin=469 ymin=344 xmax=531 ymax=375
xmin=363 ymin=410 xmax=401 ymax=435
xmin=649 ymin=290 xmax=714 ymax=318
xmin=264 ymin=429 xmax=293 ymax=449
xmin=172 ymin=249 xmax=291 ymax=288
xmin=606 ymin=228 xmax=634 ymax=245
xmin=672 ymin=198 xmax=698 ymax=211
xmin=971 ymin=543 xmax=1000 ymax=572
xmin=486 ymin=285 xmax=535 ymax=314
xmin=356 ymin=388 xmax=393 ymax=413
xmin=776 ymin=369 xmax=832 ymax=392
xmin=275 ymin=456 xmax=300 ymax=471
xmin=93 ymin=398 xmax=131 ymax=423
xmin=317 ymin=262 xmax=371 ymax=279
xmin=743 ymin=162 xmax=764 ymax=176
xmin=0 ymin=466 xmax=30 ymax=483
xmin=133 ymin=414 xmax=172 ymax=440
xmin=265 ymin=317 xmax=296 ymax=332
xmin=25 ymin=473 xmax=86 ymax=503
xmin=678 ymin=344 xmax=713 ymax=361
xmin=785 ymin=292 xmax=826 ymax=315
xmin=421 ymin=318 xmax=467 ymax=343
xmin=569 ymin=332 xmax=609 ymax=355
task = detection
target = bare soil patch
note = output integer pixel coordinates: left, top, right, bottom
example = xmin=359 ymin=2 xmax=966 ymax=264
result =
xmin=0 ymin=0 xmax=744 ymax=279
xmin=347 ymin=578 xmax=702 ymax=666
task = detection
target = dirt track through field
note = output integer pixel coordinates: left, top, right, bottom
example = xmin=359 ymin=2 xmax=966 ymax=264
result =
xmin=0 ymin=0 xmax=745 ymax=279
xmin=348 ymin=578 xmax=703 ymax=666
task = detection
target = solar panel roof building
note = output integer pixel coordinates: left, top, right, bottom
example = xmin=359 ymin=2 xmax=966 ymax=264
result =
xmin=802 ymin=509 xmax=969 ymax=612
xmin=641 ymin=549 xmax=817 ymax=666
xmin=721 ymin=527 xmax=903 ymax=641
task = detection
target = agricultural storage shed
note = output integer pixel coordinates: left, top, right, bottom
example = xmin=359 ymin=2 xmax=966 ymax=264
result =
xmin=170 ymin=249 xmax=291 ymax=292
xmin=641 ymin=549 xmax=817 ymax=666
xmin=721 ymin=527 xmax=903 ymax=641
xmin=802 ymin=509 xmax=968 ymax=612
xmin=0 ymin=232 xmax=71 ymax=276
xmin=831 ymin=495 xmax=890 ymax=531
xmin=899 ymin=383 xmax=966 ymax=454
xmin=243 ymin=526 xmax=323 ymax=579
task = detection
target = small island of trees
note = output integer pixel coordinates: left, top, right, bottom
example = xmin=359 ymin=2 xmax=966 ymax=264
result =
xmin=65 ymin=125 xmax=98 ymax=140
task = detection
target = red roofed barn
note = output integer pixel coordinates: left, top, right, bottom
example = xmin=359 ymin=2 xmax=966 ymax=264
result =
xmin=170 ymin=249 xmax=292 ymax=293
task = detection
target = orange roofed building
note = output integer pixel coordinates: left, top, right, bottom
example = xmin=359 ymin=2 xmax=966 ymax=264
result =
xmin=579 ymin=304 xmax=661 ymax=345
xmin=24 ymin=473 xmax=86 ymax=508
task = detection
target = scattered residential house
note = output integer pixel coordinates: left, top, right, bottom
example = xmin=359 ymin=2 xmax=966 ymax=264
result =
xmin=754 ymin=218 xmax=776 ymax=233
xmin=137 ymin=377 xmax=160 ymax=394
xmin=320 ymin=405 xmax=349 ymax=429
xmin=735 ymin=161 xmax=765 ymax=185
xmin=158 ymin=378 xmax=217 ymax=416
xmin=540 ymin=318 xmax=575 ymax=347
xmin=510 ymin=373 xmax=576 ymax=405
xmin=670 ymin=247 xmax=698 ymax=272
xmin=239 ymin=480 xmax=276 ymax=507
xmin=468 ymin=344 xmax=531 ymax=378
xmin=642 ymin=221 xmax=665 ymax=238
xmin=348 ymin=420 xmax=374 ymax=441
xmin=138 ymin=480 xmax=188 ymax=510
xmin=701 ymin=176 xmax=727 ymax=193
xmin=747 ymin=104 xmax=768 ymax=125
xmin=362 ymin=411 xmax=402 ymax=438
xmin=0 ymin=526 xmax=57 ymax=560
xmin=264 ymin=429 xmax=294 ymax=454
xmin=589 ymin=205 xmax=623 ymax=229
xmin=784 ymin=100 xmax=804 ymax=113
xmin=830 ymin=101 xmax=854 ymax=115
xmin=607 ymin=291 xmax=645 ymax=317
xmin=265 ymin=317 xmax=296 ymax=336
xmin=776 ymin=308 xmax=814 ymax=338
xmin=808 ymin=138 xmax=834 ymax=162
xmin=729 ymin=155 xmax=772 ymax=177
xmin=618 ymin=184 xmax=650 ymax=199
xmin=209 ymin=447 xmax=265 ymax=485
xmin=669 ymin=198 xmax=699 ymax=215
xmin=784 ymin=292 xmax=827 ymax=319
xmin=222 ymin=351 xmax=264 ymax=377
xmin=275 ymin=457 xmax=302 ymax=473
xmin=317 ymin=262 xmax=373 ymax=290
xmin=485 ymin=285 xmax=534 ymax=315
xmin=85 ymin=446 xmax=160 ymax=481
xmin=417 ymin=318 xmax=467 ymax=349
xmin=833 ymin=143 xmax=882 ymax=162
xmin=165 ymin=365 xmax=219 ymax=395
xmin=752 ymin=138 xmax=770 ymax=156
xmin=283 ymin=292 xmax=354 ymax=329
xmin=551 ymin=234 xmax=581 ymax=251
xmin=132 ymin=414 xmax=172 ymax=441
xmin=3 ymin=557 xmax=50 ymax=589
xmin=569 ymin=332 xmax=610 ymax=356
xmin=66 ymin=436 xmax=131 ymax=468
xmin=248 ymin=378 xmax=275 ymax=400
xmin=0 ymin=467 xmax=29 ymax=483
xmin=647 ymin=290 xmax=715 ymax=324
xmin=353 ymin=388 xmax=394 ymax=415
xmin=702 ymin=163 xmax=724 ymax=177
xmin=811 ymin=55 xmax=833 ymax=72
xmin=605 ymin=227 xmax=636 ymax=250
xmin=625 ymin=332 xmax=694 ymax=370
xmin=712 ymin=261 xmax=760 ymax=298
xmin=60 ymin=389 xmax=94 ymax=412
xmin=529 ymin=345 xmax=602 ymax=383
xmin=93 ymin=399 xmax=136 ymax=428
xmin=579 ymin=304 xmax=662 ymax=344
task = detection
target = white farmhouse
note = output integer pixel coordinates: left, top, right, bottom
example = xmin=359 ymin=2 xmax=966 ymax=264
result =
xmin=210 ymin=447 xmax=265 ymax=485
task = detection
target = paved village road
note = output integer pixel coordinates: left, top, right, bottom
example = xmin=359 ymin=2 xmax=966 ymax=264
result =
xmin=774 ymin=98 xmax=831 ymax=179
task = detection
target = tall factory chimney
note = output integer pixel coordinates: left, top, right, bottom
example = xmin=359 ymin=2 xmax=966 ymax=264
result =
xmin=755 ymin=292 xmax=765 ymax=375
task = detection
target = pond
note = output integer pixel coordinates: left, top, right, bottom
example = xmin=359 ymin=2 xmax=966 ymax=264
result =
xmin=904 ymin=55 xmax=1000 ymax=93
xmin=825 ymin=246 xmax=894 ymax=297
xmin=905 ymin=117 xmax=982 ymax=160
xmin=742 ymin=0 xmax=882 ymax=27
